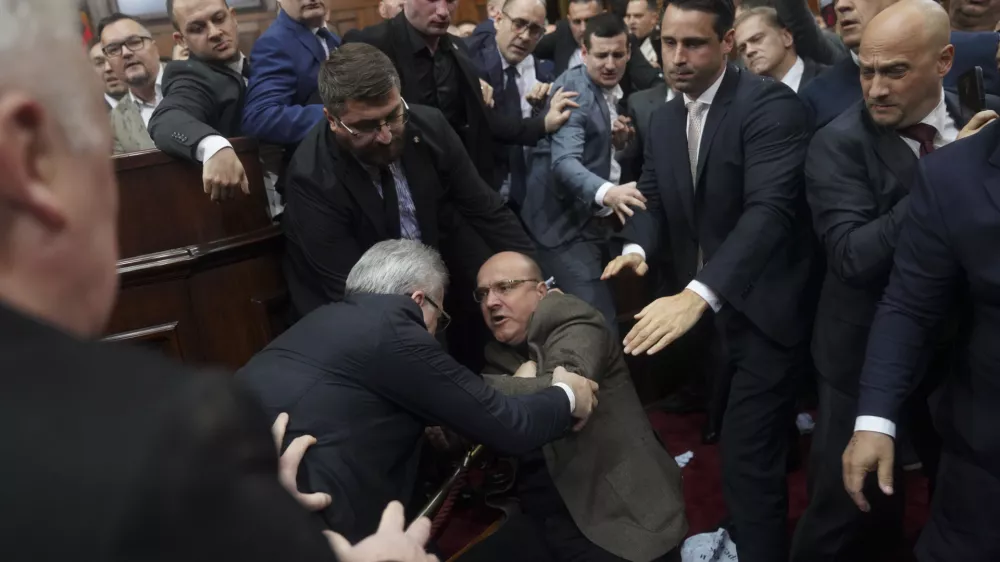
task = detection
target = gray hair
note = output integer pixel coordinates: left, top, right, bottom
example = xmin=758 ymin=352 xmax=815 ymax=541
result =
xmin=0 ymin=0 xmax=104 ymax=152
xmin=318 ymin=43 xmax=401 ymax=117
xmin=345 ymin=240 xmax=449 ymax=298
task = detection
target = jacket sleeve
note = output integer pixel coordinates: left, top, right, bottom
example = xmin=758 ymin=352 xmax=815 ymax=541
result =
xmin=618 ymin=109 xmax=665 ymax=257
xmin=550 ymin=88 xmax=610 ymax=205
xmin=695 ymin=83 xmax=810 ymax=305
xmin=805 ymin=126 xmax=910 ymax=286
xmin=148 ymin=62 xmax=224 ymax=162
xmin=533 ymin=295 xmax=611 ymax=384
xmin=773 ymin=0 xmax=849 ymax=65
xmin=241 ymin=33 xmax=325 ymax=145
xmin=371 ymin=317 xmax=572 ymax=455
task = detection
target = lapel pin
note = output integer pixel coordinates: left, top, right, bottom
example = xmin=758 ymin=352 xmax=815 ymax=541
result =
xmin=413 ymin=136 xmax=420 ymax=144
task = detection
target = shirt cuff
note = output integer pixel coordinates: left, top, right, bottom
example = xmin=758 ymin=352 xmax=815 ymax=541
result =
xmin=551 ymin=382 xmax=576 ymax=413
xmin=686 ymin=280 xmax=723 ymax=312
xmin=854 ymin=415 xmax=897 ymax=438
xmin=622 ymin=243 xmax=645 ymax=260
xmin=594 ymin=181 xmax=614 ymax=208
xmin=196 ymin=135 xmax=233 ymax=163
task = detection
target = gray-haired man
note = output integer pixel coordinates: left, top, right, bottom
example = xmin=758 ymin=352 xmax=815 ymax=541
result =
xmin=237 ymin=239 xmax=599 ymax=544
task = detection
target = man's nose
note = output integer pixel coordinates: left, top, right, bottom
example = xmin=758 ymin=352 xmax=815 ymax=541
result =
xmin=485 ymin=290 xmax=503 ymax=309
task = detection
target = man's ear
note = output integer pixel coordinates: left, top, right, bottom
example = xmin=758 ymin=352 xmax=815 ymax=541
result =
xmin=0 ymin=94 xmax=68 ymax=232
xmin=323 ymin=107 xmax=339 ymax=131
xmin=410 ymin=290 xmax=426 ymax=307
xmin=172 ymin=31 xmax=187 ymax=48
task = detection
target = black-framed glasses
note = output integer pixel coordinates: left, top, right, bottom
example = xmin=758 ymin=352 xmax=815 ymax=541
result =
xmin=103 ymin=35 xmax=154 ymax=58
xmin=336 ymin=98 xmax=410 ymax=138
xmin=502 ymin=11 xmax=546 ymax=39
xmin=473 ymin=279 xmax=541 ymax=303
xmin=423 ymin=295 xmax=451 ymax=331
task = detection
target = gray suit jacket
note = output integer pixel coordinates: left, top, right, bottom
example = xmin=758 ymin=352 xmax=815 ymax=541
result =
xmin=483 ymin=292 xmax=688 ymax=562
xmin=523 ymin=66 xmax=615 ymax=249
xmin=110 ymin=94 xmax=156 ymax=155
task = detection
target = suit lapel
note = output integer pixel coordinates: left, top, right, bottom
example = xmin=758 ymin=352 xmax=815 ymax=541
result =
xmin=665 ymin=98 xmax=697 ymax=231
xmin=866 ymin=111 xmax=919 ymax=187
xmin=586 ymin=74 xmax=611 ymax=130
xmin=695 ymin=66 xmax=738 ymax=185
xmin=399 ymin=125 xmax=437 ymax=242
xmin=331 ymin=130 xmax=390 ymax=239
xmin=283 ymin=10 xmax=326 ymax=65
xmin=985 ymin=129 xmax=1000 ymax=213
xmin=944 ymin=90 xmax=966 ymax=127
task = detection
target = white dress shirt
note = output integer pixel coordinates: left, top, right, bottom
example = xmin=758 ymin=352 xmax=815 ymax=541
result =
xmin=640 ymin=36 xmax=658 ymax=68
xmin=568 ymin=47 xmax=584 ymax=70
xmin=779 ymin=56 xmax=805 ymax=93
xmin=592 ymin=84 xmax=624 ymax=217
xmin=499 ymin=50 xmax=539 ymax=119
xmin=896 ymin=89 xmax=959 ymax=157
xmin=312 ymin=26 xmax=332 ymax=59
xmin=130 ymin=64 xmax=164 ymax=127
xmin=105 ymin=93 xmax=121 ymax=110
xmin=622 ymin=68 xmax=728 ymax=312
xmin=665 ymin=88 xmax=677 ymax=103
xmin=195 ymin=54 xmax=249 ymax=164
xmin=855 ymin=88 xmax=959 ymax=439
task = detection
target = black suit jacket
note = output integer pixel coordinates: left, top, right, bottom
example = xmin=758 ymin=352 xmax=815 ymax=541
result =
xmin=235 ymin=294 xmax=573 ymax=543
xmin=622 ymin=81 xmax=670 ymax=183
xmin=857 ymin=120 xmax=1000 ymax=473
xmin=343 ymin=13 xmax=547 ymax=189
xmin=805 ymin=92 xmax=988 ymax=393
xmin=0 ymin=302 xmax=336 ymax=561
xmin=799 ymin=57 xmax=827 ymax=91
xmin=148 ymin=56 xmax=246 ymax=162
xmin=281 ymin=104 xmax=535 ymax=317
xmin=621 ymin=65 xmax=815 ymax=346
xmin=533 ymin=19 xmax=662 ymax=99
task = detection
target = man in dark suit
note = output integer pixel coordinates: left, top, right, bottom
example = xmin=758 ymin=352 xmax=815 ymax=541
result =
xmin=149 ymin=0 xmax=250 ymax=201
xmin=241 ymin=0 xmax=342 ymax=145
xmin=625 ymin=0 xmax=662 ymax=69
xmin=522 ymin=14 xmax=646 ymax=334
xmin=733 ymin=6 xmax=826 ymax=93
xmin=534 ymin=0 xmax=662 ymax=98
xmin=465 ymin=0 xmax=574 ymax=202
xmin=0 ymin=3 xmax=432 ymax=559
xmin=602 ymin=0 xmax=814 ymax=559
xmin=795 ymin=3 xmax=999 ymax=560
xmin=236 ymin=240 xmax=599 ymax=544
xmin=622 ymin=76 xmax=673 ymax=183
xmin=457 ymin=252 xmax=686 ymax=562
xmin=343 ymin=5 xmax=557 ymax=190
xmin=796 ymin=0 xmax=1000 ymax=128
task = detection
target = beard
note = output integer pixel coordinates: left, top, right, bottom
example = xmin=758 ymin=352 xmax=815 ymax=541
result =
xmin=345 ymin=134 xmax=406 ymax=167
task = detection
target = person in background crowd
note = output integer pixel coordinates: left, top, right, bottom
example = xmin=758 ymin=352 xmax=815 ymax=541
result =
xmin=147 ymin=0 xmax=251 ymax=202
xmin=455 ymin=251 xmax=687 ymax=562
xmin=795 ymin=1 xmax=999 ymax=560
xmin=236 ymin=240 xmax=599 ymax=544
xmin=242 ymin=0 xmax=342 ymax=146
xmin=625 ymin=0 xmax=661 ymax=68
xmin=602 ymin=0 xmax=815 ymax=559
xmin=534 ymin=0 xmax=661 ymax=98
xmin=466 ymin=0 xmax=576 ymax=205
xmin=949 ymin=0 xmax=1000 ymax=32
xmin=172 ymin=43 xmax=190 ymax=60
xmin=89 ymin=37 xmax=128 ymax=111
xmin=379 ymin=0 xmax=406 ymax=19
xmin=100 ymin=13 xmax=162 ymax=153
xmin=344 ymin=0 xmax=562 ymax=192
xmin=523 ymin=14 xmax=644 ymax=335
xmin=733 ymin=6 xmax=826 ymax=92
xmin=0 ymin=1 xmax=436 ymax=561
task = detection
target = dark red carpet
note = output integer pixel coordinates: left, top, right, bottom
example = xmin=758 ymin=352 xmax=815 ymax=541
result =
xmin=436 ymin=411 xmax=930 ymax=561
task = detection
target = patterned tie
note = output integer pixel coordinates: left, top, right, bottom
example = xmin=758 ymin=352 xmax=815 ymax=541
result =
xmin=686 ymin=101 xmax=707 ymax=186
xmin=898 ymin=123 xmax=938 ymax=157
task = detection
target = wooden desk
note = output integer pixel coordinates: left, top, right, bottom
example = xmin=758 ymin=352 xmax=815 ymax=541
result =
xmin=104 ymin=138 xmax=287 ymax=371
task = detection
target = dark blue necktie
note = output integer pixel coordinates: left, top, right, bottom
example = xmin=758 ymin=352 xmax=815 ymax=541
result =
xmin=317 ymin=27 xmax=339 ymax=54
xmin=501 ymin=65 xmax=527 ymax=206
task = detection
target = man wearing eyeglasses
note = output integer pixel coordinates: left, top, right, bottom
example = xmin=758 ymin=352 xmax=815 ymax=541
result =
xmin=88 ymin=38 xmax=128 ymax=112
xmin=456 ymin=251 xmax=686 ymax=562
xmin=99 ymin=13 xmax=163 ymax=154
xmin=237 ymin=239 xmax=600 ymax=545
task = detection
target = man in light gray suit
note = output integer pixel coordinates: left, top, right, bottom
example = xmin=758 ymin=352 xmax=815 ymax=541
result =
xmin=522 ymin=13 xmax=646 ymax=335
xmin=460 ymin=251 xmax=686 ymax=562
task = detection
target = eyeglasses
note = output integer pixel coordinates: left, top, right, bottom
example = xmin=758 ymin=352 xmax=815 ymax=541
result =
xmin=424 ymin=295 xmax=451 ymax=331
xmin=473 ymin=279 xmax=541 ymax=303
xmin=102 ymin=35 xmax=154 ymax=58
xmin=502 ymin=11 xmax=546 ymax=39
xmin=336 ymin=99 xmax=411 ymax=138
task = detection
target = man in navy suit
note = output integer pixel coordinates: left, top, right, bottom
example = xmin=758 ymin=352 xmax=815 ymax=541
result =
xmin=466 ymin=0 xmax=572 ymax=204
xmin=841 ymin=61 xmax=1000 ymax=562
xmin=798 ymin=0 xmax=1000 ymax=128
xmin=241 ymin=0 xmax=342 ymax=145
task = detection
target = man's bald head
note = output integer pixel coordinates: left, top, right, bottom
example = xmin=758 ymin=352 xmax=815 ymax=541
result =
xmin=859 ymin=0 xmax=953 ymax=128
xmin=476 ymin=252 xmax=547 ymax=346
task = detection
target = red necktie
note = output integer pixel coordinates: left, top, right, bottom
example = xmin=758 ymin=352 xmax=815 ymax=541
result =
xmin=898 ymin=123 xmax=938 ymax=157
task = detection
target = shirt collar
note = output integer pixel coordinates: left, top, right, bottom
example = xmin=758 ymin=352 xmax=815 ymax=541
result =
xmin=311 ymin=25 xmax=328 ymax=35
xmin=780 ymin=56 xmax=805 ymax=88
xmin=604 ymin=83 xmax=623 ymax=103
xmin=130 ymin=63 xmax=163 ymax=108
xmin=105 ymin=92 xmax=120 ymax=109
xmin=227 ymin=52 xmax=247 ymax=76
xmin=683 ymin=65 xmax=725 ymax=106
xmin=908 ymin=88 xmax=950 ymax=134
xmin=498 ymin=48 xmax=534 ymax=75
xmin=405 ymin=17 xmax=448 ymax=54
xmin=850 ymin=50 xmax=860 ymax=66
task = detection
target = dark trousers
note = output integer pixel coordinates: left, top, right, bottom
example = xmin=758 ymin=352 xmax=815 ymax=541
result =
xmin=536 ymin=235 xmax=618 ymax=340
xmin=917 ymin=448 xmax=1000 ymax=561
xmin=790 ymin=379 xmax=905 ymax=562
xmin=718 ymin=310 xmax=806 ymax=562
